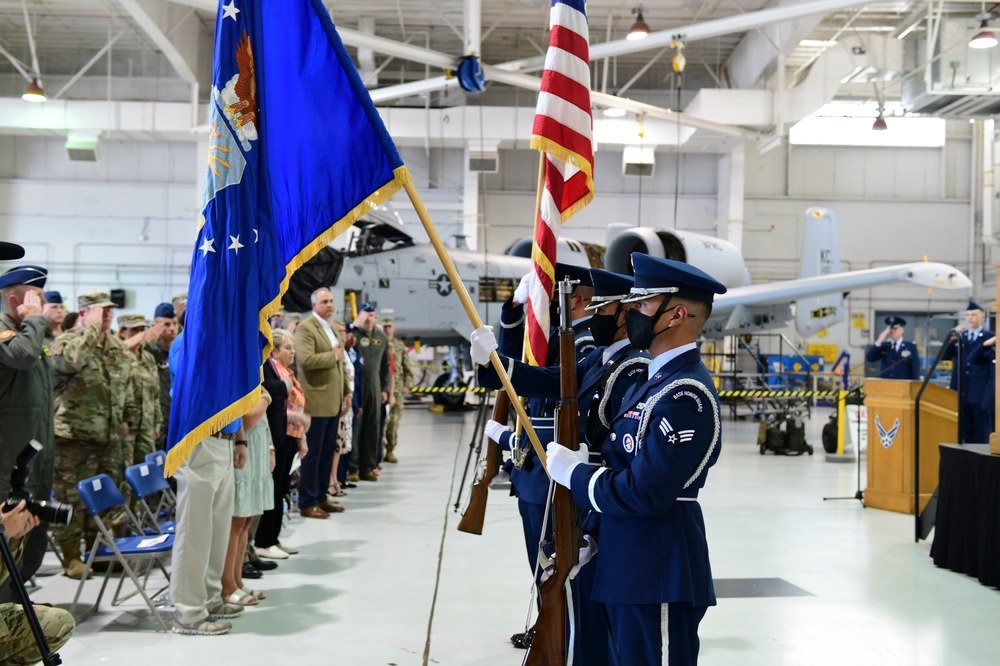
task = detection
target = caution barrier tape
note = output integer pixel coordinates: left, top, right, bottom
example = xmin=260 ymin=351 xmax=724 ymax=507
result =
xmin=411 ymin=386 xmax=487 ymax=394
xmin=718 ymin=390 xmax=840 ymax=398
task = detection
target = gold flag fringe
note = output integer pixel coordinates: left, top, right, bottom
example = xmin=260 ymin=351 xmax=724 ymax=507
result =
xmin=528 ymin=136 xmax=595 ymax=222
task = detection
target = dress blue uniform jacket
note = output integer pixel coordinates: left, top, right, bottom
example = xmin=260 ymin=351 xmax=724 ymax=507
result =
xmin=967 ymin=342 xmax=996 ymax=413
xmin=497 ymin=298 xmax=594 ymax=361
xmin=477 ymin=343 xmax=649 ymax=452
xmin=942 ymin=329 xmax=995 ymax=402
xmin=567 ymin=347 xmax=720 ymax=607
xmin=865 ymin=340 xmax=921 ymax=379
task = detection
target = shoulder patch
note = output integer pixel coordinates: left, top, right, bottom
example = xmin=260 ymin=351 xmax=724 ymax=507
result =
xmin=0 ymin=330 xmax=16 ymax=341
xmin=671 ymin=389 xmax=705 ymax=413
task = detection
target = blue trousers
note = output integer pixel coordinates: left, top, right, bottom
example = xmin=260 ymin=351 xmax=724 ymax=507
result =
xmin=299 ymin=415 xmax=338 ymax=510
xmin=604 ymin=602 xmax=707 ymax=666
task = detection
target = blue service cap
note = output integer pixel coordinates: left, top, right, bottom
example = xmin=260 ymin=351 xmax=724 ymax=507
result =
xmin=43 ymin=291 xmax=63 ymax=304
xmin=967 ymin=300 xmax=986 ymax=313
xmin=623 ymin=254 xmax=727 ymax=304
xmin=553 ymin=263 xmax=594 ymax=288
xmin=0 ymin=265 xmax=47 ymax=290
xmin=884 ymin=315 xmax=907 ymax=328
xmin=359 ymin=301 xmax=376 ymax=313
xmin=0 ymin=241 xmax=25 ymax=261
xmin=585 ymin=269 xmax=634 ymax=311
xmin=154 ymin=303 xmax=176 ymax=319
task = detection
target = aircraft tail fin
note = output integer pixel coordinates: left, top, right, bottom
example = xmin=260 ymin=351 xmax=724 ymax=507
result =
xmin=795 ymin=208 xmax=846 ymax=336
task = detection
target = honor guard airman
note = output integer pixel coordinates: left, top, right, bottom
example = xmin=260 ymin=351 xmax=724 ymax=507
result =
xmin=474 ymin=268 xmax=650 ymax=664
xmin=866 ymin=315 xmax=921 ymax=380
xmin=943 ymin=300 xmax=995 ymax=442
xmin=546 ymin=253 xmax=726 ymax=666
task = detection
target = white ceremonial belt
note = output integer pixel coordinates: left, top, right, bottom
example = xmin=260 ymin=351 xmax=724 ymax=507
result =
xmin=676 ymin=497 xmax=698 ymax=502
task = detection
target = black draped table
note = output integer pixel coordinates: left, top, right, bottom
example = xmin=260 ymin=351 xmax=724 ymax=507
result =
xmin=930 ymin=444 xmax=1000 ymax=589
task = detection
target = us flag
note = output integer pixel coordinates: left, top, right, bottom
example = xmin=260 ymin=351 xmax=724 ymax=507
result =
xmin=523 ymin=0 xmax=595 ymax=367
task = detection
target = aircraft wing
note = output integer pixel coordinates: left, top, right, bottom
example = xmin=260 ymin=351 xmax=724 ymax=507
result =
xmin=704 ymin=262 xmax=971 ymax=337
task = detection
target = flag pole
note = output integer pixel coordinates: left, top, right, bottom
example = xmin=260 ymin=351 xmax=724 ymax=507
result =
xmin=514 ymin=152 xmax=549 ymax=442
xmin=402 ymin=180 xmax=549 ymax=469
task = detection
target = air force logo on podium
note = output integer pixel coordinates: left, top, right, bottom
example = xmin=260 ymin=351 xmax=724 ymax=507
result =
xmin=875 ymin=415 xmax=900 ymax=449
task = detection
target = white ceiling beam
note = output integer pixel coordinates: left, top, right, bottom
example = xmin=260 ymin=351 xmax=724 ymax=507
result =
xmin=119 ymin=0 xmax=200 ymax=85
xmin=498 ymin=0 xmax=878 ymax=73
xmin=53 ymin=29 xmax=127 ymax=100
xmin=0 ymin=41 xmax=32 ymax=81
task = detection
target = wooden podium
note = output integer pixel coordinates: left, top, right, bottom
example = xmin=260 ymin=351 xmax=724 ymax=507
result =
xmin=864 ymin=378 xmax=958 ymax=514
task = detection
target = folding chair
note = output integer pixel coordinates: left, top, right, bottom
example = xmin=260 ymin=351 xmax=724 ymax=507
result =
xmin=144 ymin=450 xmax=176 ymax=517
xmin=124 ymin=463 xmax=176 ymax=535
xmin=70 ymin=474 xmax=175 ymax=632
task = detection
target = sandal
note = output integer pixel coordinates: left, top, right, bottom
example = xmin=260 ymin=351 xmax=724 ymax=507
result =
xmin=226 ymin=590 xmax=258 ymax=606
xmin=241 ymin=587 xmax=266 ymax=601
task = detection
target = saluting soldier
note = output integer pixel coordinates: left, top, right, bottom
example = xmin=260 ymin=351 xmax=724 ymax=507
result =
xmin=51 ymin=291 xmax=133 ymax=579
xmin=42 ymin=290 xmax=66 ymax=337
xmin=146 ymin=302 xmax=179 ymax=451
xmin=866 ymin=315 xmax=921 ymax=380
xmin=348 ymin=302 xmax=390 ymax=481
xmin=546 ymin=254 xmax=726 ymax=666
xmin=117 ymin=313 xmax=162 ymax=466
xmin=943 ymin=300 xmax=996 ymax=442
xmin=0 ymin=261 xmax=58 ymax=599
xmin=381 ymin=315 xmax=412 ymax=464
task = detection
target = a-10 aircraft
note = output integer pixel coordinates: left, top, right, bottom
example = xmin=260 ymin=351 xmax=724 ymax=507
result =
xmin=284 ymin=207 xmax=971 ymax=345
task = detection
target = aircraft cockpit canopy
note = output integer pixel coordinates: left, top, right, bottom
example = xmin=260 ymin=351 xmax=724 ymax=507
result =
xmin=349 ymin=214 xmax=415 ymax=257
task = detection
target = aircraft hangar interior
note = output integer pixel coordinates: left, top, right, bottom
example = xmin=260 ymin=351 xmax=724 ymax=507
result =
xmin=0 ymin=0 xmax=998 ymax=664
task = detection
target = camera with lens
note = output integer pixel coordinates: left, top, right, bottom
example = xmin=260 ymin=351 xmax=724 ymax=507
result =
xmin=3 ymin=440 xmax=73 ymax=526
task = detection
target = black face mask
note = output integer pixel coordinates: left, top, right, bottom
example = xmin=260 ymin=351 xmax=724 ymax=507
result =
xmin=625 ymin=302 xmax=677 ymax=350
xmin=589 ymin=313 xmax=621 ymax=347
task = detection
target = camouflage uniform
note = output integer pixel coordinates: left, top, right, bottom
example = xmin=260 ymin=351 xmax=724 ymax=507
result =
xmin=0 ymin=537 xmax=75 ymax=663
xmin=122 ymin=344 xmax=162 ymax=467
xmin=383 ymin=337 xmax=413 ymax=456
xmin=51 ymin=318 xmax=133 ymax=565
xmin=146 ymin=339 xmax=172 ymax=451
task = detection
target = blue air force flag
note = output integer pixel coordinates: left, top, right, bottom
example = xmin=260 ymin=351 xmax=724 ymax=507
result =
xmin=166 ymin=0 xmax=409 ymax=474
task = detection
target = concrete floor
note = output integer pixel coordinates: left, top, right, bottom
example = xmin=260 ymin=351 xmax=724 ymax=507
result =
xmin=28 ymin=403 xmax=999 ymax=665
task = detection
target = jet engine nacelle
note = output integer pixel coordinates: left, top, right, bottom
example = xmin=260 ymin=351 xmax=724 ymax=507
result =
xmin=605 ymin=225 xmax=750 ymax=289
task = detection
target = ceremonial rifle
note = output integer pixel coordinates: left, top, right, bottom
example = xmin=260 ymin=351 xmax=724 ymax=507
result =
xmin=457 ymin=390 xmax=511 ymax=535
xmin=524 ymin=277 xmax=584 ymax=666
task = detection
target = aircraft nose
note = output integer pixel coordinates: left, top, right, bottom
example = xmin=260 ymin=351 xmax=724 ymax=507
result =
xmin=905 ymin=262 xmax=972 ymax=289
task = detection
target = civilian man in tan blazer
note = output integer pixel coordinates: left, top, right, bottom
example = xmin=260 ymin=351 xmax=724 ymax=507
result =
xmin=294 ymin=288 xmax=351 ymax=518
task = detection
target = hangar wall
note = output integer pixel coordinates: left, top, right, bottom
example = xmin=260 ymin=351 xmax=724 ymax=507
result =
xmin=0 ymin=121 xmax=994 ymax=357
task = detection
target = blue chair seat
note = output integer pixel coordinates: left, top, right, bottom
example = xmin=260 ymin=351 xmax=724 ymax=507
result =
xmin=142 ymin=521 xmax=176 ymax=535
xmin=87 ymin=533 xmax=175 ymax=560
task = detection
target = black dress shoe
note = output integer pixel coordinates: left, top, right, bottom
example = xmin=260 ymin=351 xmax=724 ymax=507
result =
xmin=342 ymin=482 xmax=358 ymax=489
xmin=242 ymin=563 xmax=263 ymax=579
xmin=510 ymin=626 xmax=535 ymax=649
xmin=251 ymin=559 xmax=278 ymax=571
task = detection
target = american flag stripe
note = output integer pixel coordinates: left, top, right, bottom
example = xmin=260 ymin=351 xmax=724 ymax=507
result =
xmin=524 ymin=0 xmax=594 ymax=368
xmin=541 ymin=48 xmax=591 ymax=93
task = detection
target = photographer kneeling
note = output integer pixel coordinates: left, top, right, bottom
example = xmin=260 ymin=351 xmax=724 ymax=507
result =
xmin=0 ymin=500 xmax=74 ymax=664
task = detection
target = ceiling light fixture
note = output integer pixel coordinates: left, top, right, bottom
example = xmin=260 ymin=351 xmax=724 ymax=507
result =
xmin=627 ymin=6 xmax=650 ymax=41
xmin=872 ymin=109 xmax=888 ymax=131
xmin=970 ymin=17 xmax=998 ymax=49
xmin=21 ymin=77 xmax=46 ymax=102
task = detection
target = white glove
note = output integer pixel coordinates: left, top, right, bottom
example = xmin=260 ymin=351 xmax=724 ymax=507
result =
xmin=484 ymin=419 xmax=510 ymax=443
xmin=545 ymin=441 xmax=590 ymax=488
xmin=540 ymin=534 xmax=598 ymax=582
xmin=470 ymin=325 xmax=498 ymax=366
xmin=514 ymin=271 xmax=533 ymax=305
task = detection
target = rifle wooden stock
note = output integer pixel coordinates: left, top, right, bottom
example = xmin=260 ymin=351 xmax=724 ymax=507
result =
xmin=457 ymin=391 xmax=511 ymax=535
xmin=525 ymin=288 xmax=583 ymax=666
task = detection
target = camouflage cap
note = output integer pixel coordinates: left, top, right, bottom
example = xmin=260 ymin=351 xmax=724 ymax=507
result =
xmin=117 ymin=312 xmax=148 ymax=329
xmin=78 ymin=290 xmax=115 ymax=308
xmin=172 ymin=291 xmax=188 ymax=305
xmin=382 ymin=316 xmax=395 ymax=326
